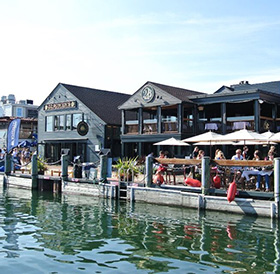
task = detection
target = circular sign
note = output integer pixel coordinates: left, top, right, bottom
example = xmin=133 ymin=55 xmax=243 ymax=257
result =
xmin=77 ymin=121 xmax=89 ymax=136
xmin=141 ymin=86 xmax=155 ymax=102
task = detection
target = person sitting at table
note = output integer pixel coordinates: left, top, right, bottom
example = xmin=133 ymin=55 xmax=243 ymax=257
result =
xmin=197 ymin=150 xmax=205 ymax=159
xmin=214 ymin=149 xmax=221 ymax=160
xmin=231 ymin=149 xmax=244 ymax=182
xmin=231 ymin=149 xmax=243 ymax=160
xmin=215 ymin=150 xmax=225 ymax=160
xmin=242 ymin=146 xmax=249 ymax=160
xmin=240 ymin=150 xmax=261 ymax=189
xmin=192 ymin=146 xmax=199 ymax=159
xmin=255 ymin=150 xmax=274 ymax=192
xmin=157 ymin=150 xmax=168 ymax=172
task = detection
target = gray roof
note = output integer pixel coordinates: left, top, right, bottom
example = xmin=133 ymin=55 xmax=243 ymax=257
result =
xmin=61 ymin=83 xmax=131 ymax=125
xmin=215 ymin=80 xmax=280 ymax=94
xmin=148 ymin=81 xmax=205 ymax=101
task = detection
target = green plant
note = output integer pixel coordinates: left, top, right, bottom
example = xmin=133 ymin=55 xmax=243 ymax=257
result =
xmin=37 ymin=157 xmax=48 ymax=173
xmin=113 ymin=157 xmax=139 ymax=178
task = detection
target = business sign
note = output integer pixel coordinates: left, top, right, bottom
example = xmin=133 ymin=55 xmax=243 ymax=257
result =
xmin=7 ymin=118 xmax=21 ymax=153
xmin=44 ymin=101 xmax=77 ymax=111
xmin=77 ymin=121 xmax=89 ymax=136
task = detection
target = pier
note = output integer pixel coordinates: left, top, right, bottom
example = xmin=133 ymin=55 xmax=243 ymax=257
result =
xmin=0 ymin=153 xmax=279 ymax=219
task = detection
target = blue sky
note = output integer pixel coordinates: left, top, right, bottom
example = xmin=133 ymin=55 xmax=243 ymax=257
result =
xmin=1 ymin=0 xmax=280 ymax=105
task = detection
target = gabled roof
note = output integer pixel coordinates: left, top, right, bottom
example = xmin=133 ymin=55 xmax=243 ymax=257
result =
xmin=61 ymin=83 xmax=131 ymax=125
xmin=215 ymin=80 xmax=280 ymax=95
xmin=150 ymin=81 xmax=204 ymax=101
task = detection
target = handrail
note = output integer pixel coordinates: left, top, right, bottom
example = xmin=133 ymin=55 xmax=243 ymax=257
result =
xmin=155 ymin=158 xmax=273 ymax=167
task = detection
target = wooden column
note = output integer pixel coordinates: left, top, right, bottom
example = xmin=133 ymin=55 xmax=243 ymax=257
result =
xmin=121 ymin=110 xmax=126 ymax=134
xmin=254 ymin=100 xmax=260 ymax=132
xmin=157 ymin=106 xmax=162 ymax=134
xmin=221 ymin=102 xmax=227 ymax=134
xmin=193 ymin=106 xmax=198 ymax=134
xmin=272 ymin=104 xmax=277 ymax=132
xmin=178 ymin=103 xmax=183 ymax=134
xmin=138 ymin=107 xmax=143 ymax=134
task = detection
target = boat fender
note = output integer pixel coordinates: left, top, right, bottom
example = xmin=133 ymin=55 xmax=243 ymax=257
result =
xmin=185 ymin=177 xmax=201 ymax=187
xmin=213 ymin=175 xmax=221 ymax=189
xmin=153 ymin=172 xmax=164 ymax=186
xmin=227 ymin=181 xmax=237 ymax=203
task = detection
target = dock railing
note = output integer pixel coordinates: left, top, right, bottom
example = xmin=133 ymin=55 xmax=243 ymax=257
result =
xmin=153 ymin=157 xmax=276 ymax=192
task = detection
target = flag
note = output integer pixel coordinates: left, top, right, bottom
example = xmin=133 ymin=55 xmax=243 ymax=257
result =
xmin=7 ymin=118 xmax=21 ymax=153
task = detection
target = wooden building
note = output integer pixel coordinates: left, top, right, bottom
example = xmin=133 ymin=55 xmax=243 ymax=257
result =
xmin=119 ymin=80 xmax=280 ymax=158
xmin=118 ymin=81 xmax=204 ymax=158
xmin=38 ymin=83 xmax=130 ymax=163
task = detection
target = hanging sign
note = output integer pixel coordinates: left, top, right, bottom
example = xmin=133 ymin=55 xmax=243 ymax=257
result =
xmin=77 ymin=121 xmax=89 ymax=136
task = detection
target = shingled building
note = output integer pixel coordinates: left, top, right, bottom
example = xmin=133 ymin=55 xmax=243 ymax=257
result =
xmin=38 ymin=83 xmax=130 ymax=163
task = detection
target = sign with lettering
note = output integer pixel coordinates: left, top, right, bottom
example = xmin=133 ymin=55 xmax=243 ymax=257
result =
xmin=44 ymin=101 xmax=77 ymax=111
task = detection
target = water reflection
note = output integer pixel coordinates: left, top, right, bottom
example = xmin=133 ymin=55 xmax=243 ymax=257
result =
xmin=0 ymin=186 xmax=279 ymax=273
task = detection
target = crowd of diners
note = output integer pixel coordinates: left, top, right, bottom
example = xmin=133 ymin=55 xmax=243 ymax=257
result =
xmin=152 ymin=145 xmax=276 ymax=192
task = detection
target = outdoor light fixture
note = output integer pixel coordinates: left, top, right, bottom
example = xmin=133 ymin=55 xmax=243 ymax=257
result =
xmin=198 ymin=105 xmax=204 ymax=111
xmin=258 ymin=99 xmax=264 ymax=104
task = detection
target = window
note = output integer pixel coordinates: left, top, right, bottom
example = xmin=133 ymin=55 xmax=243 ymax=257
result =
xmin=72 ymin=113 xmax=82 ymax=129
xmin=16 ymin=107 xmax=23 ymax=117
xmin=54 ymin=115 xmax=65 ymax=131
xmin=59 ymin=115 xmax=64 ymax=130
xmin=66 ymin=114 xmax=71 ymax=130
xmin=46 ymin=116 xmax=53 ymax=132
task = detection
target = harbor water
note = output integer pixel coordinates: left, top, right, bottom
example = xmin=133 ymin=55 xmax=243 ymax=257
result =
xmin=0 ymin=187 xmax=279 ymax=273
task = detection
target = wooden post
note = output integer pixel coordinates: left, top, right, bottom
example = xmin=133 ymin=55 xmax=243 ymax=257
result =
xmin=31 ymin=153 xmax=38 ymax=189
xmin=61 ymin=154 xmax=68 ymax=181
xmin=145 ymin=155 xmax=153 ymax=187
xmin=4 ymin=154 xmax=12 ymax=175
xmin=100 ymin=155 xmax=108 ymax=182
xmin=201 ymin=156 xmax=210 ymax=195
xmin=3 ymin=154 xmax=12 ymax=186
xmin=274 ymin=157 xmax=280 ymax=218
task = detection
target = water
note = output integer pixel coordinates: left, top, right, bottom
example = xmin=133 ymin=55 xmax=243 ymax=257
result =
xmin=0 ymin=187 xmax=279 ymax=274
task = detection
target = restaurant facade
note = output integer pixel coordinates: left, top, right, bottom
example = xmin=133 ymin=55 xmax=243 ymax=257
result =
xmin=37 ymin=83 xmax=130 ymax=163
xmin=118 ymin=80 xmax=280 ymax=158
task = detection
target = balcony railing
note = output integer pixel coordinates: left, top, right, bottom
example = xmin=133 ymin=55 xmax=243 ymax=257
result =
xmin=162 ymin=121 xmax=177 ymax=133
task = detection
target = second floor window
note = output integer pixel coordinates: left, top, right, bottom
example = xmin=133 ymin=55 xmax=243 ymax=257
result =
xmin=46 ymin=116 xmax=53 ymax=132
xmin=45 ymin=113 xmax=83 ymax=132
xmin=73 ymin=113 xmax=82 ymax=129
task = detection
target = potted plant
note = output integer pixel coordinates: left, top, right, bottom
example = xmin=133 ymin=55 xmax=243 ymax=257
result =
xmin=37 ymin=157 xmax=48 ymax=175
xmin=113 ymin=157 xmax=139 ymax=180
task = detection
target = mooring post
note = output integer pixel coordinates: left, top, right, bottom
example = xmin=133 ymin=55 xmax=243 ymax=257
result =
xmin=31 ymin=153 xmax=38 ymax=189
xmin=61 ymin=154 xmax=68 ymax=181
xmin=100 ymin=155 xmax=108 ymax=182
xmin=3 ymin=154 xmax=12 ymax=186
xmin=4 ymin=154 xmax=12 ymax=175
xmin=145 ymin=155 xmax=153 ymax=187
xmin=201 ymin=156 xmax=210 ymax=195
xmin=274 ymin=157 xmax=280 ymax=219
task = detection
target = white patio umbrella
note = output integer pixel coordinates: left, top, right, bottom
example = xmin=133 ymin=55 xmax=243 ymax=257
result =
xmin=261 ymin=130 xmax=275 ymax=139
xmin=153 ymin=137 xmax=190 ymax=158
xmin=220 ymin=129 xmax=267 ymax=144
xmin=193 ymin=140 xmax=235 ymax=146
xmin=153 ymin=137 xmax=190 ymax=146
xmin=268 ymin=132 xmax=280 ymax=142
xmin=182 ymin=131 xmax=224 ymax=143
xmin=234 ymin=140 xmax=277 ymax=146
xmin=182 ymin=131 xmax=226 ymax=158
